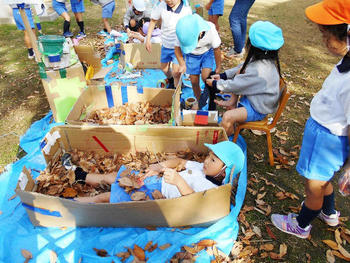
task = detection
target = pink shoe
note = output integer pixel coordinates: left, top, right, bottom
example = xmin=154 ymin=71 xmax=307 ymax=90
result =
xmin=318 ymin=210 xmax=340 ymax=227
xmin=271 ymin=213 xmax=311 ymax=239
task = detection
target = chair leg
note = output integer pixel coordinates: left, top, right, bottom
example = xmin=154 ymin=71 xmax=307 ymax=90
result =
xmin=266 ymin=131 xmax=274 ymax=166
xmin=233 ymin=127 xmax=241 ymax=142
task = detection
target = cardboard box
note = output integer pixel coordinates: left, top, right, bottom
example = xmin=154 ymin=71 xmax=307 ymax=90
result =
xmin=66 ymin=85 xmax=175 ymax=125
xmin=120 ymin=43 xmax=161 ymax=69
xmin=16 ymin=125 xmax=231 ymax=228
xmin=40 ymin=60 xmax=86 ymax=123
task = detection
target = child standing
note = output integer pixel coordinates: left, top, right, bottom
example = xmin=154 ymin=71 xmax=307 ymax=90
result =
xmin=145 ymin=0 xmax=192 ymax=89
xmin=52 ymin=0 xmax=85 ymax=38
xmin=91 ymin=0 xmax=116 ymax=36
xmin=123 ymin=0 xmax=148 ymax=34
xmin=10 ymin=4 xmax=37 ymax=59
xmin=206 ymin=21 xmax=284 ymax=136
xmin=67 ymin=141 xmax=245 ymax=203
xmin=271 ymin=0 xmax=350 ymax=239
xmin=205 ymin=0 xmax=224 ymax=32
xmin=174 ymin=14 xmax=221 ymax=103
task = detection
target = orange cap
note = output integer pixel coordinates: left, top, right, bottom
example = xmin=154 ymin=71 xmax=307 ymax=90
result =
xmin=305 ymin=0 xmax=350 ymax=25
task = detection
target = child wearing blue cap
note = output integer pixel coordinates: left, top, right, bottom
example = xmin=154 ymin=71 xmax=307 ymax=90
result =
xmin=52 ymin=0 xmax=85 ymax=38
xmin=9 ymin=4 xmax=37 ymax=59
xmin=91 ymin=0 xmax=116 ymax=36
xmin=271 ymin=0 xmax=350 ymax=239
xmin=70 ymin=141 xmax=244 ymax=202
xmin=145 ymin=0 xmax=192 ymax=89
xmin=206 ymin=21 xmax=284 ymax=136
xmin=205 ymin=0 xmax=224 ymax=32
xmin=174 ymin=14 xmax=221 ymax=102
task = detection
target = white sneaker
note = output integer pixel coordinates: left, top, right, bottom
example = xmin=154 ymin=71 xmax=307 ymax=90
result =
xmin=318 ymin=210 xmax=340 ymax=227
xmin=226 ymin=47 xmax=245 ymax=58
xmin=28 ymin=53 xmax=35 ymax=60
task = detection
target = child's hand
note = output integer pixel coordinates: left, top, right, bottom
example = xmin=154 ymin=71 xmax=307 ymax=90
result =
xmin=144 ymin=163 xmax=163 ymax=177
xmin=145 ymin=39 xmax=152 ymax=52
xmin=163 ymin=168 xmax=181 ymax=186
xmin=206 ymin=78 xmax=214 ymax=87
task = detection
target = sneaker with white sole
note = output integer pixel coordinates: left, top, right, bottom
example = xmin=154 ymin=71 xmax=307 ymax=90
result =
xmin=28 ymin=53 xmax=35 ymax=60
xmin=271 ymin=213 xmax=311 ymax=239
xmin=318 ymin=210 xmax=340 ymax=227
xmin=226 ymin=47 xmax=245 ymax=58
xmin=97 ymin=30 xmax=109 ymax=37
xmin=76 ymin=32 xmax=86 ymax=39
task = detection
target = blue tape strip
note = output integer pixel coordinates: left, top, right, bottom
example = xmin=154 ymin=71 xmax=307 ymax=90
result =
xmin=39 ymin=139 xmax=46 ymax=149
xmin=196 ymin=110 xmax=208 ymax=116
xmin=105 ymin=85 xmax=114 ymax=108
xmin=121 ymin=86 xmax=128 ymax=104
xmin=36 ymin=23 xmax=42 ymax=30
xmin=22 ymin=203 xmax=62 ymax=217
xmin=137 ymin=84 xmax=143 ymax=94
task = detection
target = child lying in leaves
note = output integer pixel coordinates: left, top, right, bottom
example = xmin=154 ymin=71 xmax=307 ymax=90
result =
xmin=64 ymin=141 xmax=244 ymax=203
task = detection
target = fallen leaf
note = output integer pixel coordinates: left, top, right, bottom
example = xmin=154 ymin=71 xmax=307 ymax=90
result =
xmin=183 ymin=245 xmax=199 ymax=255
xmin=338 ymin=244 xmax=350 ymax=258
xmin=252 ymin=225 xmax=262 ymax=238
xmin=8 ymin=193 xmax=17 ymax=201
xmin=62 ymin=187 xmax=77 ymax=198
xmin=335 ymin=229 xmax=342 ymax=245
xmin=21 ymin=249 xmax=33 ymax=259
xmin=159 ymin=243 xmax=171 ymax=250
xmin=260 ymin=244 xmax=274 ymax=251
xmin=151 ymin=190 xmax=164 ymax=199
xmin=265 ymin=225 xmax=277 ymax=240
xmin=279 ymin=243 xmax=287 ymax=257
xmin=93 ymin=248 xmax=109 ymax=257
xmin=326 ymin=250 xmax=335 ymax=263
xmin=257 ymin=192 xmax=266 ymax=200
xmin=50 ymin=250 xmax=57 ymax=263
xmin=197 ymin=239 xmax=217 ymax=247
xmin=144 ymin=241 xmax=153 ymax=251
xmin=260 ymin=252 xmax=269 ymax=258
xmin=269 ymin=252 xmax=282 ymax=260
xmin=148 ymin=244 xmax=158 ymax=252
xmin=332 ymin=250 xmax=350 ymax=261
xmin=323 ymin=240 xmax=339 ymax=250
xmin=131 ymin=191 xmax=146 ymax=201
xmin=133 ymin=245 xmax=145 ymax=261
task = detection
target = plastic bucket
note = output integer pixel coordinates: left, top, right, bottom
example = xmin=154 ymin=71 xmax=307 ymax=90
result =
xmin=38 ymin=35 xmax=65 ymax=56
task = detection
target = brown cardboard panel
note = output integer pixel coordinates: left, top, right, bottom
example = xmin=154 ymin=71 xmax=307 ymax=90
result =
xmin=17 ymin=125 xmax=230 ymax=227
xmin=91 ymin=66 xmax=113 ymax=80
xmin=74 ymin=45 xmax=102 ymax=71
xmin=120 ymin=43 xmax=161 ymax=69
xmin=66 ymin=85 xmax=175 ymax=125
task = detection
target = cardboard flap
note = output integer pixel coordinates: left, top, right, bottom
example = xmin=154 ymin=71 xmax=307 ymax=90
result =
xmin=16 ymin=166 xmax=35 ymax=192
xmin=120 ymin=43 xmax=161 ymax=69
xmin=74 ymin=45 xmax=102 ymax=71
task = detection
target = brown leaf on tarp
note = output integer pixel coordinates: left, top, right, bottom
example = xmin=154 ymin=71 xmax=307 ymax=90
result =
xmin=8 ymin=193 xmax=17 ymax=201
xmin=0 ymin=210 xmax=2 ymax=215
xmin=131 ymin=191 xmax=146 ymax=201
xmin=50 ymin=250 xmax=57 ymax=263
xmin=93 ymin=248 xmax=109 ymax=257
xmin=21 ymin=249 xmax=33 ymax=259
xmin=151 ymin=190 xmax=164 ymax=199
xmin=260 ymin=244 xmax=274 ymax=251
xmin=159 ymin=243 xmax=171 ymax=250
xmin=322 ymin=240 xmax=339 ymax=250
xmin=120 ymin=168 xmax=132 ymax=178
xmin=62 ymin=187 xmax=77 ymax=198
xmin=326 ymin=250 xmax=335 ymax=263
xmin=265 ymin=225 xmax=277 ymax=240
xmin=332 ymin=250 xmax=350 ymax=261
xmin=147 ymin=244 xmax=158 ymax=253
xmin=119 ymin=177 xmax=134 ymax=187
xmin=197 ymin=239 xmax=217 ymax=247
xmin=144 ymin=241 xmax=153 ymax=251
xmin=133 ymin=245 xmax=145 ymax=261
xmin=183 ymin=245 xmax=199 ymax=255
xmin=116 ymin=251 xmax=130 ymax=262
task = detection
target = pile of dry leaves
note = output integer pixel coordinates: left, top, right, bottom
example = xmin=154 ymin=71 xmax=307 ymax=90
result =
xmin=35 ymin=149 xmax=206 ymax=200
xmin=83 ymin=102 xmax=172 ymax=125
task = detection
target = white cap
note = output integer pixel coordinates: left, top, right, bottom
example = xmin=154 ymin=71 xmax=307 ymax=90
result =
xmin=133 ymin=0 xmax=146 ymax=11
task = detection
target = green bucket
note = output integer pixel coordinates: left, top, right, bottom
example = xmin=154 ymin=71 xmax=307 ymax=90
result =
xmin=38 ymin=35 xmax=65 ymax=56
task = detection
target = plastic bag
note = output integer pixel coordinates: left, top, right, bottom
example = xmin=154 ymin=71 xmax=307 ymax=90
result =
xmin=338 ymin=170 xmax=350 ymax=196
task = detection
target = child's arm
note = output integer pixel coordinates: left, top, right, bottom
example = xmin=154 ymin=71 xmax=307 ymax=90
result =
xmin=145 ymin=19 xmax=157 ymax=52
xmin=174 ymin=46 xmax=186 ymax=74
xmin=213 ymin=47 xmax=221 ymax=74
xmin=205 ymin=0 xmax=214 ymax=11
xmin=145 ymin=158 xmax=187 ymax=177
xmin=123 ymin=8 xmax=132 ymax=31
xmin=130 ymin=31 xmax=145 ymax=42
xmin=163 ymin=168 xmax=194 ymax=196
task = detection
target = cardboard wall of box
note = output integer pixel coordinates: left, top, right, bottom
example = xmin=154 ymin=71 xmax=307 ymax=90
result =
xmin=119 ymin=43 xmax=161 ymax=69
xmin=16 ymin=125 xmax=232 ymax=228
xmin=66 ymin=85 xmax=175 ymax=125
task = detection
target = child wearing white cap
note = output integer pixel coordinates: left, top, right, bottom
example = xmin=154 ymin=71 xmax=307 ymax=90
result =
xmin=123 ymin=0 xmax=149 ymax=35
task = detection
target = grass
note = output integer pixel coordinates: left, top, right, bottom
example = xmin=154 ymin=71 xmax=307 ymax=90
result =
xmin=0 ymin=0 xmax=349 ymax=262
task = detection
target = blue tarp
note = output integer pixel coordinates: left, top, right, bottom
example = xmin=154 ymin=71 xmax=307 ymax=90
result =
xmin=0 ymin=112 xmax=247 ymax=262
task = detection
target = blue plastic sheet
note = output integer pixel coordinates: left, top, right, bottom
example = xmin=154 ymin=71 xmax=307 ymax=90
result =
xmin=0 ymin=109 xmax=247 ymax=263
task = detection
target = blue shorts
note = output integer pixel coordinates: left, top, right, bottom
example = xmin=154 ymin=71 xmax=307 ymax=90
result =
xmin=296 ymin=117 xmax=349 ymax=181
xmin=185 ymin=48 xmax=214 ymax=75
xmin=102 ymin=1 xmax=115 ymax=18
xmin=12 ymin=8 xmax=35 ymax=30
xmin=208 ymin=0 xmax=224 ymax=16
xmin=71 ymin=0 xmax=85 ymax=13
xmin=52 ymin=0 xmax=67 ymax=15
xmin=238 ymin=96 xmax=266 ymax=122
xmin=110 ymin=165 xmax=162 ymax=203
xmin=161 ymin=46 xmax=179 ymax=64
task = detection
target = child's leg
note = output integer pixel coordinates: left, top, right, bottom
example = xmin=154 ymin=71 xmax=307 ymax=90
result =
xmin=74 ymin=12 xmax=84 ymax=33
xmin=103 ymin=18 xmax=111 ymax=33
xmin=85 ymin=172 xmax=117 ymax=187
xmin=75 ymin=192 xmax=111 ymax=203
xmin=189 ymin=75 xmax=200 ymax=101
xmin=209 ymin=15 xmax=220 ymax=31
xmin=161 ymin=62 xmax=172 ymax=80
xmin=172 ymin=63 xmax=181 ymax=88
xmin=221 ymin=107 xmax=247 ymax=136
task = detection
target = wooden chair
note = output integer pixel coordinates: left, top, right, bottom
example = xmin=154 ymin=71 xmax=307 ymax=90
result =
xmin=233 ymin=79 xmax=290 ymax=166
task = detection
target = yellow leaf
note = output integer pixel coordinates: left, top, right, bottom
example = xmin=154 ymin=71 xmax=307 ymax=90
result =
xmin=332 ymin=250 xmax=350 ymax=261
xmin=259 ymin=243 xmax=274 ymax=251
xmin=197 ymin=239 xmax=217 ymax=247
xmin=21 ymin=249 xmax=33 ymax=259
xmin=338 ymin=244 xmax=350 ymax=258
xmin=326 ymin=250 xmax=335 ymax=263
xmin=279 ymin=243 xmax=287 ymax=257
xmin=335 ymin=229 xmax=342 ymax=245
xmin=183 ymin=245 xmax=199 ymax=255
xmin=322 ymin=240 xmax=339 ymax=250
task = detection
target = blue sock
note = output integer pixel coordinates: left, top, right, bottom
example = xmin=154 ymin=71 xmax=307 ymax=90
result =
xmin=296 ymin=203 xmax=321 ymax=228
xmin=322 ymin=192 xmax=336 ymax=216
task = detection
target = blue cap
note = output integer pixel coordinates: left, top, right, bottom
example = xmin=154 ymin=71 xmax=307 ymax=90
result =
xmin=249 ymin=21 xmax=284 ymax=51
xmin=176 ymin=14 xmax=210 ymax=54
xmin=204 ymin=141 xmax=245 ymax=183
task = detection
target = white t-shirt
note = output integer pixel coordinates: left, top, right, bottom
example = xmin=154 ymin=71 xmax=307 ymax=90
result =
xmin=175 ymin=21 xmax=221 ymax=55
xmin=151 ymin=0 xmax=192 ymax=49
xmin=161 ymin=161 xmax=219 ymax=199
xmin=310 ymin=59 xmax=350 ymax=136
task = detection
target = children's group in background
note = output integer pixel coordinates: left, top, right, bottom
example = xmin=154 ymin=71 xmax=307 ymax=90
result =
xmin=91 ymin=0 xmax=116 ymax=36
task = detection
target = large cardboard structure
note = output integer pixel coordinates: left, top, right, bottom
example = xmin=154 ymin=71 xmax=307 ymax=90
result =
xmin=119 ymin=43 xmax=161 ymax=69
xmin=16 ymin=125 xmax=232 ymax=228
